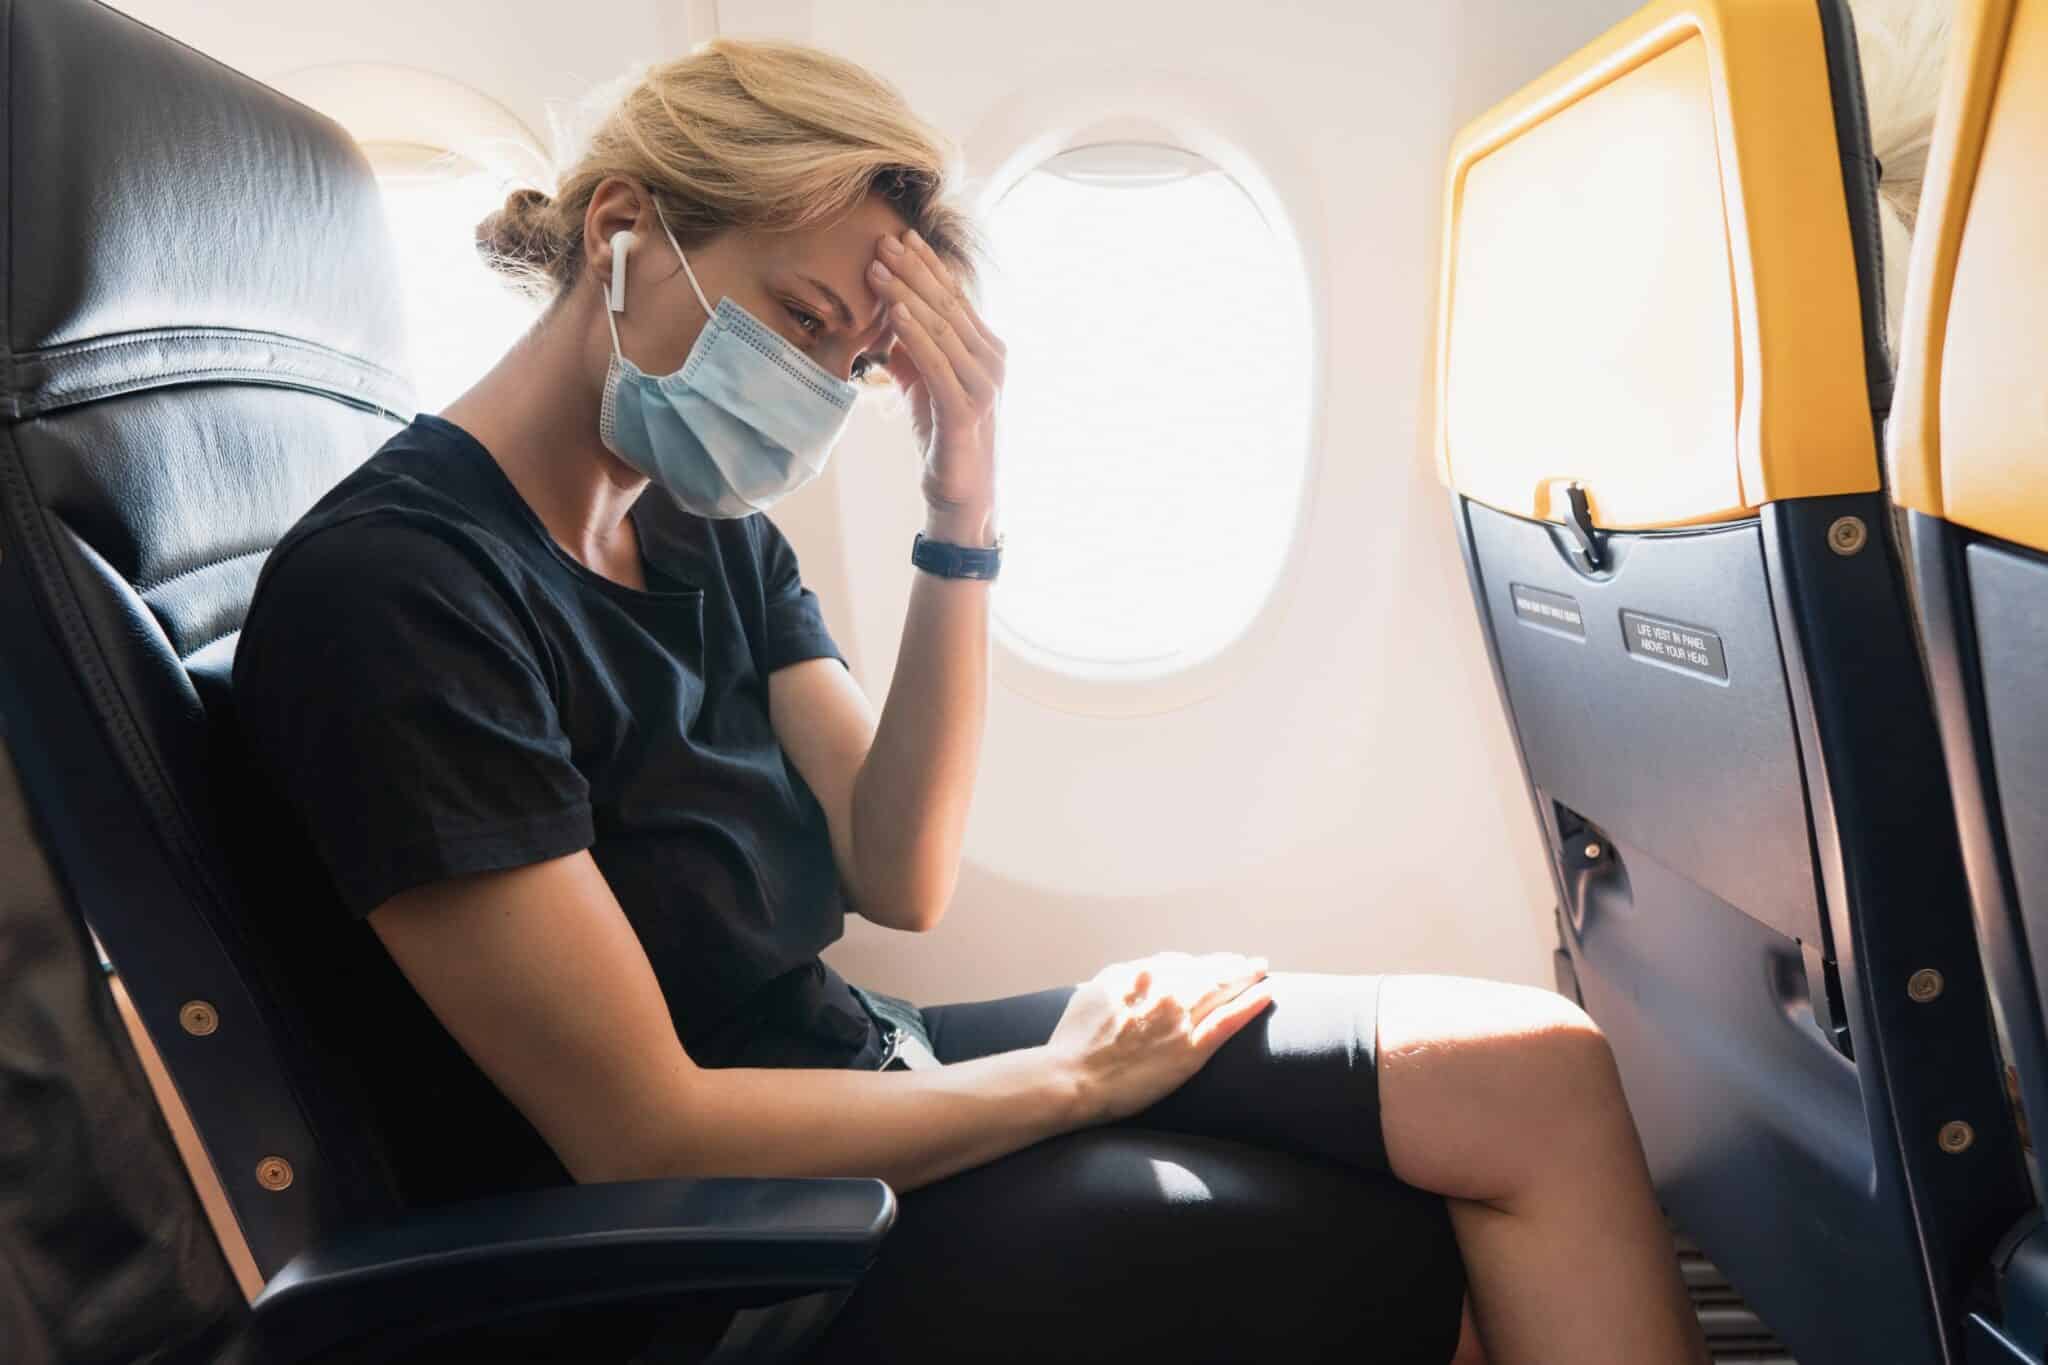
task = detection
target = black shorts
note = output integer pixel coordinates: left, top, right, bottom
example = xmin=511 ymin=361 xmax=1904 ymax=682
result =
xmin=800 ymin=971 xmax=1466 ymax=1364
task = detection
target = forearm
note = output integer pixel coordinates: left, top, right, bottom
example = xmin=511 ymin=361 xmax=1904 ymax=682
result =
xmin=606 ymin=1041 xmax=1085 ymax=1195
xmin=848 ymin=502 xmax=997 ymax=929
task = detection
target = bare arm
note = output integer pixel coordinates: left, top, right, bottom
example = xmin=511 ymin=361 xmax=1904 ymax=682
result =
xmin=770 ymin=538 xmax=991 ymax=935
xmin=771 ymin=224 xmax=1006 ymax=935
xmin=369 ymin=849 xmax=1075 ymax=1194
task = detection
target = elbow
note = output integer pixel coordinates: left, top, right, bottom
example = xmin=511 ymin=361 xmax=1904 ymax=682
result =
xmin=895 ymin=862 xmax=958 ymax=932
xmin=866 ymin=892 xmax=950 ymax=934
xmin=562 ymin=1136 xmax=689 ymax=1187
xmin=845 ymin=858 xmax=954 ymax=933
xmin=902 ymin=896 xmax=949 ymax=934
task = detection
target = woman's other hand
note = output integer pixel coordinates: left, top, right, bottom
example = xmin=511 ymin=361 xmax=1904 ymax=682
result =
xmin=869 ymin=229 xmax=1004 ymax=539
xmin=1047 ymin=951 xmax=1275 ymax=1126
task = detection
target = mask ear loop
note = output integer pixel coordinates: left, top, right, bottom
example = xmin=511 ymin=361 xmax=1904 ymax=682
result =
xmin=650 ymin=199 xmax=716 ymax=322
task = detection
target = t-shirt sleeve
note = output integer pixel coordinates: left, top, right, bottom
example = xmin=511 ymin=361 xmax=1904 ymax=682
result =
xmin=232 ymin=516 xmax=594 ymax=919
xmin=751 ymin=513 xmax=848 ymax=675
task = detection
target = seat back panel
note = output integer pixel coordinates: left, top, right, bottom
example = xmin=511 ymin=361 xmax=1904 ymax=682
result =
xmin=1561 ymin=829 xmax=1934 ymax=1346
xmin=1969 ymin=542 xmax=2048 ymax=1026
xmin=1467 ymin=503 xmax=1822 ymax=948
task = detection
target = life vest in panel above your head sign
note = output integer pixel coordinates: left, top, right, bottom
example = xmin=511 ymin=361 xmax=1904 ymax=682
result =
xmin=1435 ymin=0 xmax=1881 ymax=531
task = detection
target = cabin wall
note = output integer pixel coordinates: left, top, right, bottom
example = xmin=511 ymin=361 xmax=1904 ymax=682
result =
xmin=114 ymin=0 xmax=1642 ymax=1003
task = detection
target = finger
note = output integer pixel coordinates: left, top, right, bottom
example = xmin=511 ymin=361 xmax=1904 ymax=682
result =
xmin=913 ymin=232 xmax=1007 ymax=366
xmin=1197 ymin=951 xmax=1266 ymax=979
xmin=871 ymin=261 xmax=994 ymax=404
xmin=873 ymin=261 xmax=990 ymax=404
xmin=1152 ymin=951 xmax=1255 ymax=999
xmin=1146 ymin=952 xmax=1208 ymax=1002
xmin=1125 ymin=966 xmax=1153 ymax=1005
xmin=887 ymin=234 xmax=1003 ymax=381
xmin=1190 ymin=979 xmax=1275 ymax=1053
xmin=899 ymin=230 xmax=1004 ymax=366
xmin=1179 ymin=952 xmax=1263 ymax=988
xmin=1185 ymin=963 xmax=1270 ymax=1022
xmin=885 ymin=300 xmax=976 ymax=418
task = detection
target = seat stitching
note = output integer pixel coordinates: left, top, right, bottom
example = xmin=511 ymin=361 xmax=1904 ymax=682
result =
xmin=179 ymin=623 xmax=241 ymax=660
xmin=136 ymin=545 xmax=268 ymax=596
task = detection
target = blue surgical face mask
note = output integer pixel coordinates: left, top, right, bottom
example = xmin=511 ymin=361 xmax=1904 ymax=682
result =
xmin=599 ymin=202 xmax=860 ymax=518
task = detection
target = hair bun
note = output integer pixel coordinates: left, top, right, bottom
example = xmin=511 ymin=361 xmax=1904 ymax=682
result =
xmin=506 ymin=186 xmax=554 ymax=214
xmin=475 ymin=186 xmax=565 ymax=294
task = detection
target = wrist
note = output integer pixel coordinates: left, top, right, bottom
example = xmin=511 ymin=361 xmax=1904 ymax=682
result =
xmin=923 ymin=502 xmax=997 ymax=548
xmin=1027 ymin=1045 xmax=1098 ymax=1131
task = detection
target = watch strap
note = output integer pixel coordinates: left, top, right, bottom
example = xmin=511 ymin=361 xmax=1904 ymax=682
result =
xmin=911 ymin=530 xmax=1003 ymax=580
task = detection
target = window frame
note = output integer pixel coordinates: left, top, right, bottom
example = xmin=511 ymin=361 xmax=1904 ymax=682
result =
xmin=965 ymin=101 xmax=1329 ymax=718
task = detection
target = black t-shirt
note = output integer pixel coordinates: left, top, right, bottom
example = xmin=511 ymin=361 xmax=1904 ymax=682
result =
xmin=232 ymin=412 xmax=883 ymax=1205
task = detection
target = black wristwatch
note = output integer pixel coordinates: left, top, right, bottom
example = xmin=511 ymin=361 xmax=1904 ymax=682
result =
xmin=911 ymin=530 xmax=1003 ymax=580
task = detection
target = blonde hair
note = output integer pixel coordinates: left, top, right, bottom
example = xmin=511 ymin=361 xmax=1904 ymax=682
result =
xmin=476 ymin=38 xmax=984 ymax=322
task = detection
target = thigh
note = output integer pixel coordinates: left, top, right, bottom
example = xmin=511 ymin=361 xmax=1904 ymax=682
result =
xmin=799 ymin=1125 xmax=1464 ymax=1365
xmin=922 ymin=970 xmax=1388 ymax=1174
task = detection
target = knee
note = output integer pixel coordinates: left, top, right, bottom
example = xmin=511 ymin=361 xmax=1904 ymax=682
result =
xmin=1503 ymin=993 xmax=1624 ymax=1124
xmin=1379 ymin=977 xmax=1629 ymax=1194
xmin=1467 ymin=991 xmax=1632 ymax=1192
xmin=1447 ymin=982 xmax=1617 ymax=1110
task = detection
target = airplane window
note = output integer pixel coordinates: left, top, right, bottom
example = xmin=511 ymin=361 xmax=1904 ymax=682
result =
xmin=982 ymin=141 xmax=1313 ymax=676
xmin=371 ymin=148 xmax=543 ymax=414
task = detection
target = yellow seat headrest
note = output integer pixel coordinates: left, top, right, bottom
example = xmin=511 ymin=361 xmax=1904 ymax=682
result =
xmin=1437 ymin=0 xmax=1881 ymax=531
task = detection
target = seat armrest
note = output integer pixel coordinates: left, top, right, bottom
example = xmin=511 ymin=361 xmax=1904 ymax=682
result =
xmin=250 ymin=1176 xmax=895 ymax=1362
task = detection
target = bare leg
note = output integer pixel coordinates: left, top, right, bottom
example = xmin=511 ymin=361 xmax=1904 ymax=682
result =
xmin=1376 ymin=974 xmax=1709 ymax=1365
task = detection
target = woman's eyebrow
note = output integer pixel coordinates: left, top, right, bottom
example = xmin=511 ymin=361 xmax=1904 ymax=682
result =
xmin=800 ymin=273 xmax=889 ymax=334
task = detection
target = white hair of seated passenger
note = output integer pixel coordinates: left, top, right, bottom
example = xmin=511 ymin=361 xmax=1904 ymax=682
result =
xmin=1849 ymin=0 xmax=1955 ymax=354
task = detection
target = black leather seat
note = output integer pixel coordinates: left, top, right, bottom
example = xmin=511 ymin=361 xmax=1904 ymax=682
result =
xmin=0 ymin=1 xmax=1465 ymax=1359
xmin=0 ymin=0 xmax=891 ymax=1357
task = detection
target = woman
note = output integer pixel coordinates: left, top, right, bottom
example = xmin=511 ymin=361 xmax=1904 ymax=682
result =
xmin=231 ymin=38 xmax=1709 ymax=1365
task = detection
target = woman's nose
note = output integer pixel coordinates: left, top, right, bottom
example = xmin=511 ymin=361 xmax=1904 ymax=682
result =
xmin=823 ymin=343 xmax=866 ymax=383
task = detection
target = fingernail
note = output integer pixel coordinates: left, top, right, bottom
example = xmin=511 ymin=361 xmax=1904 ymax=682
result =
xmin=868 ymin=259 xmax=892 ymax=282
xmin=905 ymin=228 xmax=924 ymax=249
xmin=880 ymin=234 xmax=905 ymax=256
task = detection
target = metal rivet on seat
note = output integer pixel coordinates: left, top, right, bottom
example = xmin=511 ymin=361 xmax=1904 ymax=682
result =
xmin=1907 ymin=969 xmax=1945 ymax=1004
xmin=178 ymin=1001 xmax=219 ymax=1036
xmin=1827 ymin=516 xmax=1868 ymax=556
xmin=1584 ymin=842 xmax=1603 ymax=860
xmin=1938 ymin=1121 xmax=1976 ymax=1154
xmin=255 ymin=1157 xmax=295 ymax=1191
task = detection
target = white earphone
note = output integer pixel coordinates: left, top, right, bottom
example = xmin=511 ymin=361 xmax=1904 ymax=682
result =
xmin=608 ymin=228 xmax=639 ymax=313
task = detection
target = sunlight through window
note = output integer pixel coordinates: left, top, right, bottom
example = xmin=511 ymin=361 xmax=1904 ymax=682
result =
xmin=373 ymin=152 xmax=543 ymax=414
xmin=982 ymin=142 xmax=1313 ymax=675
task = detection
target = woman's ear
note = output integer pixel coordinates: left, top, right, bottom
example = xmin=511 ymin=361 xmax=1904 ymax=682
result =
xmin=584 ymin=175 xmax=649 ymax=295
